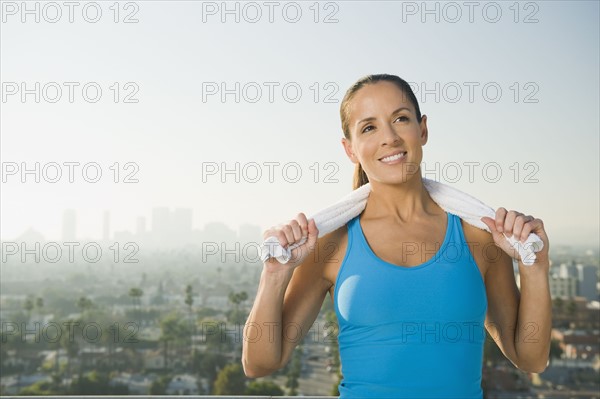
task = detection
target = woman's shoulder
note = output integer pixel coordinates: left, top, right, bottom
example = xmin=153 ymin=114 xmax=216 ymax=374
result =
xmin=315 ymin=223 xmax=349 ymax=289
xmin=459 ymin=217 xmax=495 ymax=247
xmin=459 ymin=218 xmax=495 ymax=279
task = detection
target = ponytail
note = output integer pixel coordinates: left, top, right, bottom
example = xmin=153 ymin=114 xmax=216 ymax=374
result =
xmin=353 ymin=163 xmax=369 ymax=190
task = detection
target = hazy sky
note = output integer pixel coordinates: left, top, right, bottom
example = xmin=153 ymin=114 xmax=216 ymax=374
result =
xmin=1 ymin=0 xmax=599 ymax=247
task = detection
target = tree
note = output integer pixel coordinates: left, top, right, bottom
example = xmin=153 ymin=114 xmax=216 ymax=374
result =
xmin=325 ymin=310 xmax=340 ymax=369
xmin=149 ymin=375 xmax=171 ymax=395
xmin=160 ymin=312 xmax=190 ymax=343
xmin=128 ymin=287 xmax=143 ymax=322
xmin=35 ymin=297 xmax=44 ymax=315
xmin=567 ymin=299 xmax=577 ymax=317
xmin=330 ymin=370 xmax=342 ymax=396
xmin=285 ymin=346 xmax=302 ymax=395
xmin=23 ymin=296 xmax=34 ymax=320
xmin=159 ymin=311 xmax=190 ymax=370
xmin=245 ymin=380 xmax=284 ymax=395
xmin=185 ymin=285 xmax=194 ymax=310
xmin=549 ymin=338 xmax=564 ymax=362
xmin=184 ymin=284 xmax=195 ymax=367
xmin=554 ymin=297 xmax=564 ymax=315
xmin=227 ymin=291 xmax=248 ymax=325
xmin=212 ymin=363 xmax=247 ymax=394
xmin=19 ymin=379 xmax=64 ymax=395
xmin=228 ymin=291 xmax=248 ymax=308
xmin=152 ymin=280 xmax=166 ymax=305
xmin=69 ymin=370 xmax=118 ymax=394
xmin=194 ymin=352 xmax=227 ymax=393
xmin=202 ymin=319 xmax=233 ymax=354
xmin=61 ymin=320 xmax=80 ymax=378
xmin=76 ymin=296 xmax=93 ymax=313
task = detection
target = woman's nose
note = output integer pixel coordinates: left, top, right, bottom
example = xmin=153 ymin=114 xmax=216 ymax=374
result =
xmin=381 ymin=124 xmax=401 ymax=144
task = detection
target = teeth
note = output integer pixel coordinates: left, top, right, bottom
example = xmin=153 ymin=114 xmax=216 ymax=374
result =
xmin=380 ymin=152 xmax=407 ymax=162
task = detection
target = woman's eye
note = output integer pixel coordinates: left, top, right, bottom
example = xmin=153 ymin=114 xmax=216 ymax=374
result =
xmin=362 ymin=125 xmax=373 ymax=133
xmin=362 ymin=116 xmax=408 ymax=133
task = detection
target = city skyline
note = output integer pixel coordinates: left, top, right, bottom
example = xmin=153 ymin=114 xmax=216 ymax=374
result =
xmin=5 ymin=207 xmax=265 ymax=251
xmin=3 ymin=205 xmax=599 ymax=252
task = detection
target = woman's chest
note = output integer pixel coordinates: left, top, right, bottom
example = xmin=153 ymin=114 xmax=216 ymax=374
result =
xmin=334 ymin=267 xmax=487 ymax=326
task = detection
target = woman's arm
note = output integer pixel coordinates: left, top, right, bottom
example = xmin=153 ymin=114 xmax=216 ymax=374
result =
xmin=242 ymin=215 xmax=332 ymax=378
xmin=514 ymin=256 xmax=552 ymax=372
xmin=481 ymin=210 xmax=552 ymax=373
xmin=483 ymin=247 xmax=551 ymax=373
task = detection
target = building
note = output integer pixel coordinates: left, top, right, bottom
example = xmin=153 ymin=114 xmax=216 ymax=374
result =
xmin=579 ymin=265 xmax=599 ymax=301
xmin=62 ymin=209 xmax=76 ymax=241
xmin=103 ymin=210 xmax=110 ymax=241
xmin=550 ymin=274 xmax=578 ymax=299
xmin=165 ymin=374 xmax=201 ymax=395
xmin=551 ymin=328 xmax=600 ymax=369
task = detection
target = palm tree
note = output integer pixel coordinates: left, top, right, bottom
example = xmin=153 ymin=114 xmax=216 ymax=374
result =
xmin=61 ymin=320 xmax=80 ymax=378
xmin=24 ymin=296 xmax=34 ymax=321
xmin=128 ymin=287 xmax=143 ymax=324
xmin=184 ymin=284 xmax=195 ymax=370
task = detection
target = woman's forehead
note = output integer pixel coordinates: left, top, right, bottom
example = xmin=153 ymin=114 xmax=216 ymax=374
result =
xmin=349 ymin=84 xmax=414 ymax=122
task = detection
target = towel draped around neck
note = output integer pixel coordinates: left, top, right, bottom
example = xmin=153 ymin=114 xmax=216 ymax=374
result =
xmin=260 ymin=178 xmax=544 ymax=266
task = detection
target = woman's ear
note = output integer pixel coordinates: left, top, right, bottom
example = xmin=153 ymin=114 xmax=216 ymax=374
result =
xmin=341 ymin=137 xmax=358 ymax=163
xmin=420 ymin=114 xmax=428 ymax=145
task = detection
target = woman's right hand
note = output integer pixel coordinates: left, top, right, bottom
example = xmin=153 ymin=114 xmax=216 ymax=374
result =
xmin=262 ymin=212 xmax=319 ymax=272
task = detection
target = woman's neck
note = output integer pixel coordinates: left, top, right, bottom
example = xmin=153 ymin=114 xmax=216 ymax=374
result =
xmin=363 ymin=174 xmax=443 ymax=223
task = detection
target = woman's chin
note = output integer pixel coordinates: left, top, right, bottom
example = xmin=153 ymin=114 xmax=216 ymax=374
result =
xmin=371 ymin=174 xmax=416 ymax=185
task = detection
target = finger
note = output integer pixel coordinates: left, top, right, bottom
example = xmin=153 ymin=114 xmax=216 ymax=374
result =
xmin=289 ymin=219 xmax=303 ymax=242
xmin=281 ymin=225 xmax=295 ymax=247
xmin=274 ymin=229 xmax=289 ymax=249
xmin=495 ymin=207 xmax=507 ymax=232
xmin=512 ymin=214 xmax=533 ymax=242
xmin=518 ymin=219 xmax=535 ymax=242
xmin=264 ymin=227 xmax=289 ymax=248
xmin=296 ymin=212 xmax=309 ymax=235
xmin=503 ymin=210 xmax=521 ymax=236
xmin=481 ymin=217 xmax=505 ymax=242
xmin=306 ymin=218 xmax=319 ymax=250
xmin=521 ymin=218 xmax=543 ymax=242
xmin=289 ymin=216 xmax=311 ymax=262
xmin=262 ymin=228 xmax=273 ymax=241
xmin=480 ymin=216 xmax=496 ymax=232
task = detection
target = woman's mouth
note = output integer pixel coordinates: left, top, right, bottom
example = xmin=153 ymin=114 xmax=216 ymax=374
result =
xmin=379 ymin=151 xmax=407 ymax=164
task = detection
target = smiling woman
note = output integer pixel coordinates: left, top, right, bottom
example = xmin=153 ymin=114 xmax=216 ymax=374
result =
xmin=340 ymin=76 xmax=425 ymax=191
xmin=242 ymin=73 xmax=552 ymax=399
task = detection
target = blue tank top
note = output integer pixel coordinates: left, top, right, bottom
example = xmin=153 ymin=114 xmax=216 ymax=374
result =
xmin=333 ymin=211 xmax=488 ymax=398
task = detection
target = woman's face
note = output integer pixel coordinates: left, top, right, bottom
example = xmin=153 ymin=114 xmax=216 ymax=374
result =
xmin=342 ymin=81 xmax=428 ymax=185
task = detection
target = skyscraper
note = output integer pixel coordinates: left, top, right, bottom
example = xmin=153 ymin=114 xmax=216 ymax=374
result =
xmin=103 ymin=210 xmax=110 ymax=241
xmin=136 ymin=216 xmax=147 ymax=235
xmin=62 ymin=209 xmax=76 ymax=241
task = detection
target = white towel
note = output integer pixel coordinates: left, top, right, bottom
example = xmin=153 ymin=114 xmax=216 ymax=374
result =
xmin=260 ymin=177 xmax=544 ymax=266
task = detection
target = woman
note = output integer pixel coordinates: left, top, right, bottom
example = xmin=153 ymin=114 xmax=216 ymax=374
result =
xmin=242 ymin=74 xmax=551 ymax=398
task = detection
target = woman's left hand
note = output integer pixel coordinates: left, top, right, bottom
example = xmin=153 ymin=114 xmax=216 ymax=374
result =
xmin=481 ymin=208 xmax=550 ymax=267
